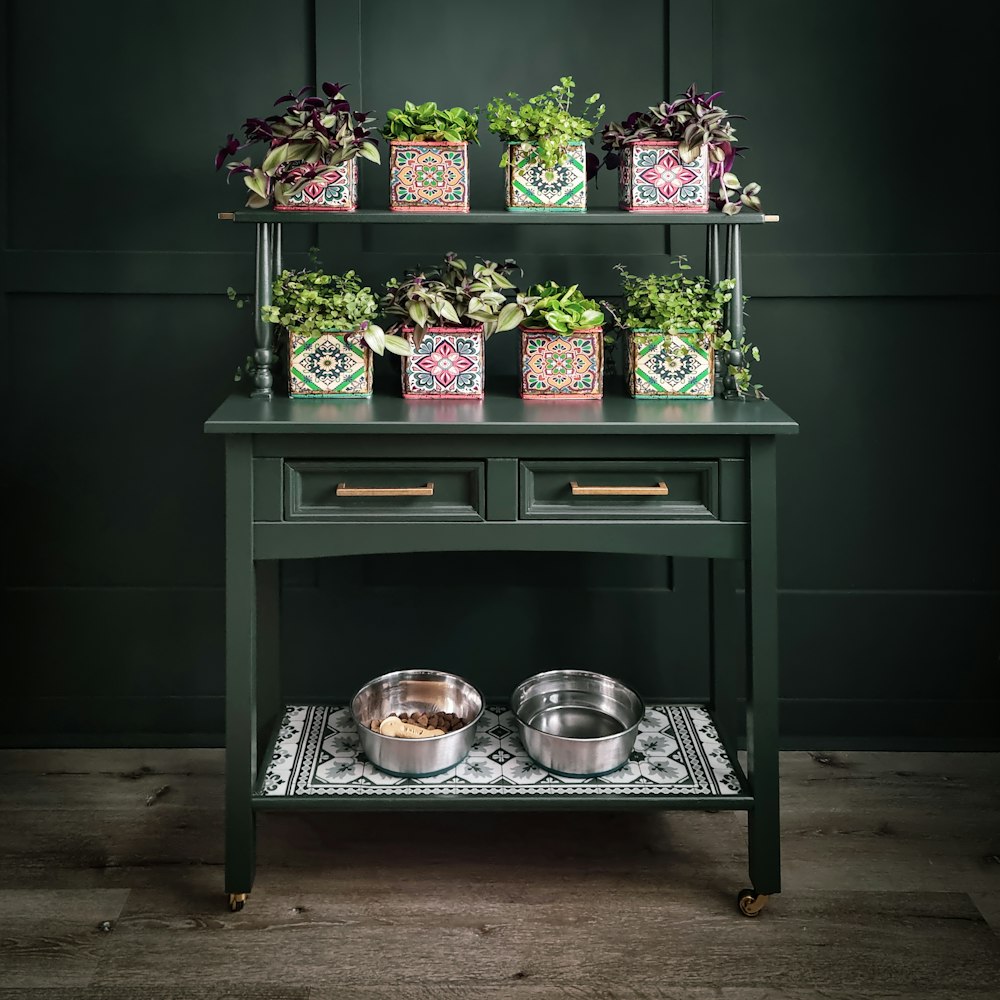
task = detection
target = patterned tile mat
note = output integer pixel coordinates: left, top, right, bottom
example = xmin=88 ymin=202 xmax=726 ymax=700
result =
xmin=260 ymin=705 xmax=741 ymax=798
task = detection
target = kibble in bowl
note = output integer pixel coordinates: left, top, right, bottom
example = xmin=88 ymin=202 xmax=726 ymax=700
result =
xmin=351 ymin=670 xmax=484 ymax=777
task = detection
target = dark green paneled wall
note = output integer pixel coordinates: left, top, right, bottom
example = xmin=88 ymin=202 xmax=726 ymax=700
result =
xmin=2 ymin=0 xmax=997 ymax=747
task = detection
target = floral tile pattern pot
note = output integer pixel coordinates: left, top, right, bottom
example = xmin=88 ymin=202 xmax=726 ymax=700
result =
xmin=274 ymin=159 xmax=357 ymax=212
xmin=520 ymin=327 xmax=603 ymax=399
xmin=288 ymin=330 xmax=372 ymax=397
xmin=506 ymin=141 xmax=587 ymax=211
xmin=627 ymin=328 xmax=714 ymax=398
xmin=618 ymin=140 xmax=709 ymax=212
xmin=389 ymin=141 xmax=469 ymax=211
xmin=401 ymin=326 xmax=485 ymax=398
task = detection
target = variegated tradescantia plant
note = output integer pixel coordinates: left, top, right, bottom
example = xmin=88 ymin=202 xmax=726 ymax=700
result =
xmin=216 ymin=82 xmax=380 ymax=208
xmin=517 ymin=281 xmax=604 ymax=332
xmin=382 ymin=253 xmax=528 ymax=346
xmin=261 ymin=269 xmax=411 ymax=357
xmin=600 ymin=84 xmax=762 ymax=214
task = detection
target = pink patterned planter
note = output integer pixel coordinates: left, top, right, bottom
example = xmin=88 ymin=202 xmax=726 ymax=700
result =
xmin=389 ymin=141 xmax=470 ymax=212
xmin=618 ymin=140 xmax=709 ymax=213
xmin=274 ymin=159 xmax=357 ymax=212
xmin=401 ymin=326 xmax=485 ymax=398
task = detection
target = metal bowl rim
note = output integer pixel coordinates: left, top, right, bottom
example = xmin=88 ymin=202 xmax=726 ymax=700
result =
xmin=510 ymin=669 xmax=645 ymax=744
xmin=350 ymin=669 xmax=485 ymax=743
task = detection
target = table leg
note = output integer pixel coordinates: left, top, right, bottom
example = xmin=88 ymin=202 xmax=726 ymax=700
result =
xmin=745 ymin=437 xmax=781 ymax=901
xmin=225 ymin=437 xmax=256 ymax=908
xmin=255 ymin=560 xmax=282 ymax=767
xmin=708 ymin=558 xmax=740 ymax=763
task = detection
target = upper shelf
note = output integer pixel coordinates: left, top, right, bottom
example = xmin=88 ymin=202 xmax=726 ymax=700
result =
xmin=218 ymin=207 xmax=777 ymax=226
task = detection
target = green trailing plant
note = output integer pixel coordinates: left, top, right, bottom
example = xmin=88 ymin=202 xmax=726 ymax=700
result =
xmin=260 ymin=268 xmax=411 ymax=357
xmin=486 ymin=77 xmax=604 ymax=173
xmin=382 ymin=253 xmax=527 ymax=346
xmin=518 ymin=281 xmax=604 ymax=332
xmin=714 ymin=329 xmax=764 ymax=398
xmin=216 ymin=82 xmax=380 ymax=208
xmin=382 ymin=101 xmax=479 ymax=143
xmin=599 ymin=84 xmax=762 ymax=214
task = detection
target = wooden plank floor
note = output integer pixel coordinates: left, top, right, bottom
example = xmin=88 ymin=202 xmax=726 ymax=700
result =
xmin=0 ymin=749 xmax=997 ymax=999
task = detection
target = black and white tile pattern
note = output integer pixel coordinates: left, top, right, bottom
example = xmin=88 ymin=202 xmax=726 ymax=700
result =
xmin=260 ymin=704 xmax=742 ymax=799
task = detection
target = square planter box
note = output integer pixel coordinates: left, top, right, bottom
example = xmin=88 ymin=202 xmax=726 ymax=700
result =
xmin=506 ymin=141 xmax=587 ymax=211
xmin=520 ymin=327 xmax=603 ymax=399
xmin=618 ymin=141 xmax=709 ymax=212
xmin=401 ymin=327 xmax=485 ymax=398
xmin=627 ymin=328 xmax=714 ymax=399
xmin=389 ymin=141 xmax=469 ymax=211
xmin=288 ymin=330 xmax=372 ymax=398
xmin=275 ymin=159 xmax=357 ymax=212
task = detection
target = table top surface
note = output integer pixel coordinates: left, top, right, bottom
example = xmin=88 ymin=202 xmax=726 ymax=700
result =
xmin=205 ymin=378 xmax=798 ymax=436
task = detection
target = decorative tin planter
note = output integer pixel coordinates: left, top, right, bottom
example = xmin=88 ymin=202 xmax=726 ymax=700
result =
xmin=401 ymin=326 xmax=485 ymax=398
xmin=287 ymin=330 xmax=372 ymax=398
xmin=389 ymin=141 xmax=469 ymax=211
xmin=618 ymin=141 xmax=709 ymax=213
xmin=520 ymin=327 xmax=603 ymax=399
xmin=627 ymin=328 xmax=714 ymax=398
xmin=506 ymin=141 xmax=587 ymax=211
xmin=275 ymin=160 xmax=357 ymax=212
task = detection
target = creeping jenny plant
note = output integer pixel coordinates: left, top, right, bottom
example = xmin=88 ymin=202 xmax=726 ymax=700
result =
xmin=383 ymin=254 xmax=527 ymax=347
xmin=261 ymin=269 xmax=411 ymax=357
xmin=382 ymin=101 xmax=479 ymax=143
xmin=487 ymin=77 xmax=604 ymax=173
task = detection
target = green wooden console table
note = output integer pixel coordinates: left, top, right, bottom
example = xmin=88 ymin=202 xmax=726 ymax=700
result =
xmin=206 ymin=208 xmax=798 ymax=918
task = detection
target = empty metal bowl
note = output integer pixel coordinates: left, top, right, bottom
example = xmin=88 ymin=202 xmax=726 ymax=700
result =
xmin=351 ymin=669 xmax=484 ymax=777
xmin=510 ymin=669 xmax=644 ymax=777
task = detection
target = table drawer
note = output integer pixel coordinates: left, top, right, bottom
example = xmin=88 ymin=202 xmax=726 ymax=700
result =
xmin=519 ymin=461 xmax=718 ymax=520
xmin=284 ymin=461 xmax=484 ymax=521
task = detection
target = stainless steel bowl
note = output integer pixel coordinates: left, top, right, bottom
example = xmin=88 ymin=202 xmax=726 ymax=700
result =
xmin=351 ymin=670 xmax=484 ymax=777
xmin=510 ymin=669 xmax=644 ymax=777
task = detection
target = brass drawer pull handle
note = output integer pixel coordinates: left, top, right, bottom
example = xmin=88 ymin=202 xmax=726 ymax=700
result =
xmin=335 ymin=482 xmax=435 ymax=497
xmin=569 ymin=481 xmax=669 ymax=497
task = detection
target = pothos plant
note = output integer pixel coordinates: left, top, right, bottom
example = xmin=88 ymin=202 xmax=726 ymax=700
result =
xmin=599 ymin=84 xmax=762 ymax=214
xmin=260 ymin=268 xmax=411 ymax=357
xmin=382 ymin=253 xmax=527 ymax=346
xmin=216 ymin=82 xmax=380 ymax=208
xmin=382 ymin=101 xmax=479 ymax=143
xmin=608 ymin=259 xmax=763 ymax=397
xmin=487 ymin=77 xmax=604 ymax=173
xmin=518 ymin=281 xmax=604 ymax=331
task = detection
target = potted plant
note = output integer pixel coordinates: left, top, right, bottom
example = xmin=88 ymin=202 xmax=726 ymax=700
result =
xmin=382 ymin=102 xmax=479 ymax=211
xmin=516 ymin=282 xmax=605 ymax=399
xmin=486 ymin=77 xmax=604 ymax=211
xmin=261 ymin=268 xmax=410 ymax=398
xmin=216 ymin=82 xmax=380 ymax=211
xmin=611 ymin=260 xmax=733 ymax=399
xmin=599 ymin=84 xmax=762 ymax=214
xmin=383 ymin=253 xmax=527 ymax=398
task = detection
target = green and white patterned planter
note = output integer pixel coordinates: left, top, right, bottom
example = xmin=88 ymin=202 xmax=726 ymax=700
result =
xmin=627 ymin=328 xmax=714 ymax=399
xmin=287 ymin=329 xmax=372 ymax=398
xmin=506 ymin=141 xmax=587 ymax=211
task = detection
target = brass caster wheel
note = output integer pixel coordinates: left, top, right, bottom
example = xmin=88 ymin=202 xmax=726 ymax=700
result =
xmin=228 ymin=892 xmax=249 ymax=913
xmin=737 ymin=888 xmax=769 ymax=917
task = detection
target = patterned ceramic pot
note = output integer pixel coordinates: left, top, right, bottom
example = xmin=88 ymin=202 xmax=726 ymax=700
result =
xmin=627 ymin=328 xmax=714 ymax=398
xmin=618 ymin=141 xmax=709 ymax=213
xmin=389 ymin=141 xmax=469 ymax=211
xmin=287 ymin=329 xmax=372 ymax=398
xmin=274 ymin=159 xmax=357 ymax=212
xmin=506 ymin=141 xmax=587 ymax=211
xmin=520 ymin=327 xmax=603 ymax=399
xmin=401 ymin=326 xmax=485 ymax=398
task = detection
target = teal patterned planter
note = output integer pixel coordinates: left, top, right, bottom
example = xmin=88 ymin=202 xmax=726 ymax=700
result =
xmin=506 ymin=141 xmax=587 ymax=211
xmin=287 ymin=330 xmax=372 ymax=398
xmin=627 ymin=328 xmax=714 ymax=399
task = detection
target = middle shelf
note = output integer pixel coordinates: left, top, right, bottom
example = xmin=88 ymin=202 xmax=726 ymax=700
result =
xmin=256 ymin=702 xmax=749 ymax=809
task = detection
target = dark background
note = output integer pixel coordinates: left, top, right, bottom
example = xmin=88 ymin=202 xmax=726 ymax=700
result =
xmin=2 ymin=0 xmax=998 ymax=747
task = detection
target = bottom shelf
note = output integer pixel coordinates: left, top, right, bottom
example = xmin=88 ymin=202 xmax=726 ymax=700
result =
xmin=255 ymin=703 xmax=750 ymax=809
